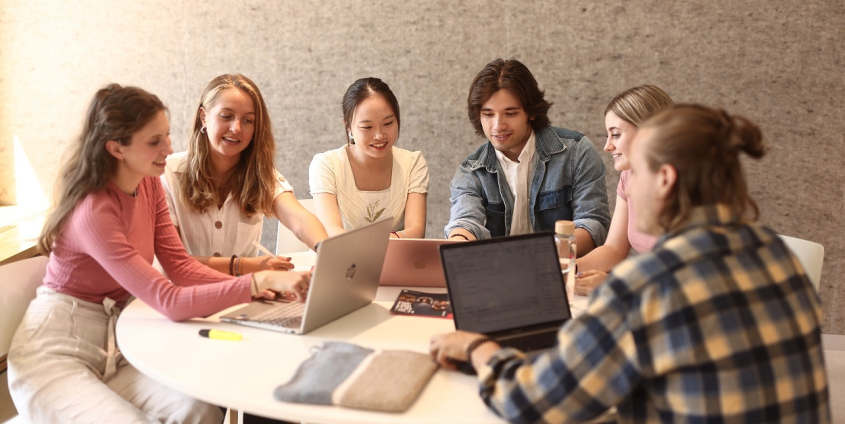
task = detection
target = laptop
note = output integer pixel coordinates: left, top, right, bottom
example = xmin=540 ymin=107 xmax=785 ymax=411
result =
xmin=440 ymin=232 xmax=572 ymax=353
xmin=220 ymin=219 xmax=392 ymax=335
xmin=379 ymin=238 xmax=460 ymax=287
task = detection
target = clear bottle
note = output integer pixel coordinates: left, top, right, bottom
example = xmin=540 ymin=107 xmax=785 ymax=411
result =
xmin=554 ymin=220 xmax=577 ymax=275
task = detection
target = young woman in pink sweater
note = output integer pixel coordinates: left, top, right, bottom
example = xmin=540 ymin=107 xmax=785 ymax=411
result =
xmin=7 ymin=84 xmax=309 ymax=424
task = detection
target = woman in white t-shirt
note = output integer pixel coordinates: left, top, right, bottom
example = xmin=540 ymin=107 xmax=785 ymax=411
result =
xmin=162 ymin=74 xmax=328 ymax=276
xmin=309 ymin=77 xmax=429 ymax=238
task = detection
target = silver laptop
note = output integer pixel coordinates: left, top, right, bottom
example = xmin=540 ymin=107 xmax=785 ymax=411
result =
xmin=220 ymin=219 xmax=392 ymax=334
xmin=440 ymin=232 xmax=572 ymax=352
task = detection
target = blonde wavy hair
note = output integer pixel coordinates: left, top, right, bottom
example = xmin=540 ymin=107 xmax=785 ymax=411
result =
xmin=605 ymin=85 xmax=674 ymax=126
xmin=39 ymin=84 xmax=167 ymax=254
xmin=179 ymin=74 xmax=277 ymax=218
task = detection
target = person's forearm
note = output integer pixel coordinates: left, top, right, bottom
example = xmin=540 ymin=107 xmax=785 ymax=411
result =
xmin=577 ymin=244 xmax=629 ymax=272
xmin=320 ymin=222 xmax=346 ymax=238
xmin=401 ymin=193 xmax=427 ymax=239
xmin=191 ymin=255 xmax=275 ymax=276
xmin=293 ymin=214 xmax=329 ymax=250
xmin=400 ymin=225 xmax=425 ymax=238
xmin=191 ymin=255 xmax=233 ymax=275
xmin=448 ymin=228 xmax=477 ymax=241
xmin=471 ymin=341 xmax=501 ymax=371
xmin=574 ymin=228 xmax=596 ymax=256
xmin=397 ymin=221 xmax=425 ymax=238
xmin=576 ymin=194 xmax=631 ymax=271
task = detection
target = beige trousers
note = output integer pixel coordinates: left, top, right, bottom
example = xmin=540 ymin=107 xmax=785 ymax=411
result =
xmin=8 ymin=287 xmax=223 ymax=424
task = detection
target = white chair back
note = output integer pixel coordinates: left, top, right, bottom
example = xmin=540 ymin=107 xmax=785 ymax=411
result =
xmin=0 ymin=256 xmax=49 ymax=359
xmin=778 ymin=234 xmax=824 ymax=293
xmin=276 ymin=198 xmax=315 ymax=255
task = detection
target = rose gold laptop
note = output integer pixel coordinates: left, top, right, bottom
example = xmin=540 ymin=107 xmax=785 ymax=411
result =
xmin=378 ymin=238 xmax=460 ymax=287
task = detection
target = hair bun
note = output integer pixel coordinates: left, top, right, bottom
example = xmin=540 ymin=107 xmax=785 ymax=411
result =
xmin=720 ymin=109 xmax=765 ymax=159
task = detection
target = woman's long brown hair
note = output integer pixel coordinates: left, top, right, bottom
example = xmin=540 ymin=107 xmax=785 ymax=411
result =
xmin=38 ymin=84 xmax=166 ymax=253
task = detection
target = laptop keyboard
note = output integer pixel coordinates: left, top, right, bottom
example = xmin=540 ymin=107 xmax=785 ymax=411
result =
xmin=498 ymin=331 xmax=557 ymax=352
xmin=253 ymin=302 xmax=305 ymax=328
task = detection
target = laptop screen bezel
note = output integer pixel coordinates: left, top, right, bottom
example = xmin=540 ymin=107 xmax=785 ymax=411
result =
xmin=439 ymin=232 xmax=572 ymax=336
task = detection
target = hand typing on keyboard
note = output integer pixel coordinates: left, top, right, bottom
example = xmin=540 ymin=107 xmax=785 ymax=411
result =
xmin=253 ymin=270 xmax=311 ymax=302
xmin=429 ymin=330 xmax=500 ymax=374
xmin=254 ymin=289 xmax=293 ymax=303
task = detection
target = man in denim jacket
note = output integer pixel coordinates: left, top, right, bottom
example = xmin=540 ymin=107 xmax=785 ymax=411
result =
xmin=445 ymin=59 xmax=610 ymax=255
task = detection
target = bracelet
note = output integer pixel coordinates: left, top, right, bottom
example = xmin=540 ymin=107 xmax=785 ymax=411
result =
xmin=228 ymin=255 xmax=237 ymax=276
xmin=313 ymin=241 xmax=322 ymax=252
xmin=397 ymin=230 xmax=407 ymax=239
xmin=391 ymin=231 xmax=399 ymax=238
xmin=234 ymin=256 xmax=242 ymax=276
xmin=450 ymin=233 xmax=469 ymax=241
xmin=250 ymin=274 xmax=259 ymax=297
xmin=466 ymin=336 xmax=493 ymax=362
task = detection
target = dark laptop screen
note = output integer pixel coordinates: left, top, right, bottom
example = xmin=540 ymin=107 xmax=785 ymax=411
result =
xmin=440 ymin=233 xmax=571 ymax=334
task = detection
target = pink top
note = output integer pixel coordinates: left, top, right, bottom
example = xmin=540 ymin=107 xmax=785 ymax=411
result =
xmin=618 ymin=170 xmax=658 ymax=253
xmin=43 ymin=176 xmax=252 ymax=321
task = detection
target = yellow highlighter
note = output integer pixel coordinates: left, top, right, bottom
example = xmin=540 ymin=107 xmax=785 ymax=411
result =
xmin=198 ymin=329 xmax=243 ymax=341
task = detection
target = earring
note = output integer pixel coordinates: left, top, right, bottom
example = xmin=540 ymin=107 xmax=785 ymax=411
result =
xmin=348 ymin=131 xmax=355 ymax=145
xmin=201 ymin=126 xmax=207 ymax=134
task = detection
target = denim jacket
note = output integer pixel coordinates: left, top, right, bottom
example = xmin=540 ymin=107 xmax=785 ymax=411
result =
xmin=445 ymin=126 xmax=610 ymax=244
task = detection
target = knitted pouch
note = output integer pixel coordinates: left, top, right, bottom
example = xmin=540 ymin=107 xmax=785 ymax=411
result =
xmin=274 ymin=341 xmax=438 ymax=412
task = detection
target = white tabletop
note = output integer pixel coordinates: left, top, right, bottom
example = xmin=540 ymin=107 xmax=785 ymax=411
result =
xmin=116 ymin=251 xmax=592 ymax=423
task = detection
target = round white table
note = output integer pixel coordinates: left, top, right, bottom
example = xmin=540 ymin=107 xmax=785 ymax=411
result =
xmin=116 ymin=251 xmax=592 ymax=423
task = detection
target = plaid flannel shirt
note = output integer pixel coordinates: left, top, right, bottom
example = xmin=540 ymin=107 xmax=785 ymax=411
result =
xmin=479 ymin=204 xmax=830 ymax=423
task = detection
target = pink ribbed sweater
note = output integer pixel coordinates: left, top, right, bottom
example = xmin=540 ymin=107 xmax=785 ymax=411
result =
xmin=43 ymin=177 xmax=252 ymax=321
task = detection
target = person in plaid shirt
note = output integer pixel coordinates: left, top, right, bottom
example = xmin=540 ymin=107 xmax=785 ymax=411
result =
xmin=430 ymin=104 xmax=830 ymax=423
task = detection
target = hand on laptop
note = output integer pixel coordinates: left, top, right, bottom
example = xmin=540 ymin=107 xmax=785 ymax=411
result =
xmin=430 ymin=330 xmax=500 ymax=373
xmin=253 ymin=270 xmax=311 ymax=302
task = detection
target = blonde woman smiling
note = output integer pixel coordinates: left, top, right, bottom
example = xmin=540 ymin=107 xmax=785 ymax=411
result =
xmin=575 ymin=85 xmax=673 ymax=295
xmin=162 ymin=74 xmax=327 ymax=275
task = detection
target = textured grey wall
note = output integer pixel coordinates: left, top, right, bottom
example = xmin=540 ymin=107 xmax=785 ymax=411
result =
xmin=1 ymin=0 xmax=843 ymax=331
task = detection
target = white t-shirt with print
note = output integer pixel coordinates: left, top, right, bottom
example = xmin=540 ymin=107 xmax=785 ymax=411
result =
xmin=308 ymin=145 xmax=429 ymax=232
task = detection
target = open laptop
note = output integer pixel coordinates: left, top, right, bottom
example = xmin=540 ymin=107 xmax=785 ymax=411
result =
xmin=220 ymin=219 xmax=392 ymax=335
xmin=379 ymin=238 xmax=460 ymax=287
xmin=440 ymin=232 xmax=572 ymax=353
